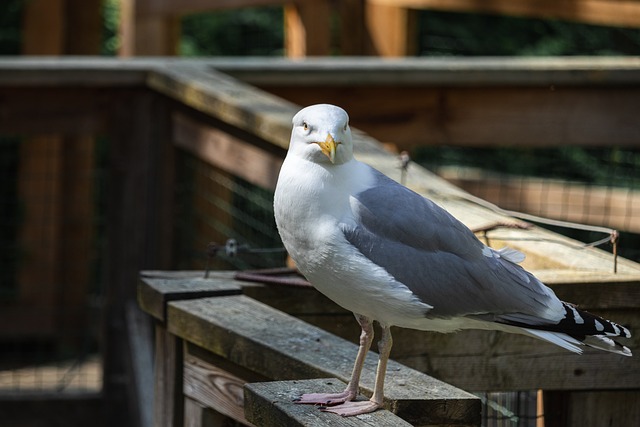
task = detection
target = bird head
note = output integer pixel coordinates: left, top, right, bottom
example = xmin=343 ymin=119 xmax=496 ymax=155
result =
xmin=289 ymin=104 xmax=353 ymax=165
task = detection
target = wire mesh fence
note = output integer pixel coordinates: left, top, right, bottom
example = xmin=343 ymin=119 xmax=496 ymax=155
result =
xmin=415 ymin=146 xmax=640 ymax=263
xmin=0 ymin=135 xmax=105 ymax=394
xmin=479 ymin=391 xmax=540 ymax=427
xmin=173 ymin=149 xmax=284 ymax=271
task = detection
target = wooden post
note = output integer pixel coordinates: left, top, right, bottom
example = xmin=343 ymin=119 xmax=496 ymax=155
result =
xmin=120 ymin=0 xmax=181 ymax=56
xmin=339 ymin=0 xmax=367 ymax=55
xmin=284 ymin=0 xmax=332 ymax=57
xmin=16 ymin=136 xmax=63 ymax=336
xmin=104 ymin=91 xmax=175 ymax=427
xmin=19 ymin=0 xmax=102 ymax=344
xmin=22 ymin=0 xmax=65 ymax=54
xmin=365 ymin=2 xmax=418 ymax=56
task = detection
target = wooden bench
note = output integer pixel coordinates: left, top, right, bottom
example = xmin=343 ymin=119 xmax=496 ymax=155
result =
xmin=138 ymin=271 xmax=481 ymax=426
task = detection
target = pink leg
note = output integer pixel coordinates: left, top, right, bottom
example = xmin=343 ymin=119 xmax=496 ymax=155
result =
xmin=295 ymin=314 xmax=374 ymax=406
xmin=322 ymin=324 xmax=393 ymax=416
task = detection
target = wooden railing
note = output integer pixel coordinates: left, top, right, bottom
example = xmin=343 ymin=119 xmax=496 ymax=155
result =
xmin=116 ymin=0 xmax=640 ymax=56
xmin=18 ymin=1 xmax=640 ymax=58
xmin=1 ymin=58 xmax=639 ymax=426
xmin=138 ymin=271 xmax=481 ymax=426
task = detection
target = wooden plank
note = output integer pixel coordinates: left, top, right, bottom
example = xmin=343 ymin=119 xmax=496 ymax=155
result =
xmin=390 ymin=308 xmax=638 ymax=391
xmin=146 ymin=65 xmax=296 ymax=150
xmin=23 ymin=0 xmax=102 ymax=55
xmin=259 ymin=85 xmax=640 ymax=148
xmin=167 ymin=295 xmax=481 ymax=425
xmin=103 ymin=90 xmax=175 ymax=427
xmin=235 ymin=270 xmax=639 ymax=392
xmin=64 ymin=0 xmax=103 ymax=54
xmin=120 ymin=0 xmax=181 ymax=56
xmin=214 ymin=56 xmax=640 ymax=87
xmin=138 ymin=272 xmax=243 ymax=322
xmin=14 ymin=135 xmax=62 ymax=337
xmin=339 ymin=0 xmax=367 ymax=55
xmin=240 ymin=273 xmax=638 ymax=392
xmin=0 ymin=87 xmax=113 ymax=135
xmin=57 ymin=136 xmax=95 ymax=347
xmin=543 ymin=390 xmax=640 ymax=427
xmin=284 ymin=0 xmax=332 ymax=57
xmin=365 ymin=2 xmax=418 ymax=56
xmin=173 ymin=112 xmax=284 ymax=190
xmin=138 ymin=0 xmax=287 ymax=15
xmin=245 ymin=379 xmax=414 ymax=426
xmin=22 ymin=0 xmax=65 ymax=55
xmin=2 ymin=57 xmax=640 ymax=87
xmin=369 ymin=0 xmax=640 ymax=29
xmin=183 ymin=351 xmax=255 ymax=425
xmin=0 ymin=59 xmax=151 ymax=86
xmin=154 ymin=327 xmax=184 ymax=427
xmin=439 ymin=169 xmax=640 ymax=233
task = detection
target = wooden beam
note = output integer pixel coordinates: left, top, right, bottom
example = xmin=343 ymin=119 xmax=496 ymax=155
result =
xmin=64 ymin=0 xmax=103 ymax=54
xmin=120 ymin=0 xmax=181 ymax=56
xmin=238 ymin=270 xmax=640 ymax=392
xmin=365 ymin=2 xmax=418 ymax=56
xmin=137 ymin=0 xmax=286 ymax=15
xmin=260 ymin=85 xmax=640 ymax=147
xmin=339 ymin=0 xmax=367 ymax=55
xmin=173 ymin=112 xmax=284 ymax=190
xmin=244 ymin=379 xmax=413 ymax=426
xmin=14 ymin=136 xmax=63 ymax=336
xmin=184 ymin=352 xmax=255 ymax=425
xmin=154 ymin=327 xmax=184 ymax=427
xmin=103 ymin=90 xmax=175 ymax=427
xmin=543 ymin=390 xmax=640 ymax=427
xmin=138 ymin=272 xmax=243 ymax=322
xmin=147 ymin=65 xmax=294 ymax=150
xmin=22 ymin=0 xmax=65 ymax=55
xmin=22 ymin=0 xmax=102 ymax=55
xmin=369 ymin=0 xmax=640 ymax=28
xmin=167 ymin=295 xmax=481 ymax=425
xmin=284 ymin=0 xmax=332 ymax=57
xmin=439 ymin=168 xmax=640 ymax=234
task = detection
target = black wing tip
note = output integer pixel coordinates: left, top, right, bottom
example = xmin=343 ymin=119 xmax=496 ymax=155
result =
xmin=579 ymin=334 xmax=633 ymax=357
xmin=560 ymin=302 xmax=632 ymax=340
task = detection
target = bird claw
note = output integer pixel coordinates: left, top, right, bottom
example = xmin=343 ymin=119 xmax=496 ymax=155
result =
xmin=294 ymin=391 xmax=354 ymax=406
xmin=321 ymin=400 xmax=381 ymax=417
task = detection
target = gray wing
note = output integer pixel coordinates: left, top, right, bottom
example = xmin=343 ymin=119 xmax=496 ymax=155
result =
xmin=342 ymin=168 xmax=561 ymax=319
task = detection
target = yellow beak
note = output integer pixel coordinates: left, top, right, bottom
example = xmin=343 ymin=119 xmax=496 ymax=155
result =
xmin=317 ymin=134 xmax=339 ymax=163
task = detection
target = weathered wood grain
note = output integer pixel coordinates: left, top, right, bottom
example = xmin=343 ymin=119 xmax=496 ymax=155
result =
xmin=245 ymin=379 xmax=413 ymax=427
xmin=183 ymin=351 xmax=254 ymax=425
xmin=167 ymin=295 xmax=481 ymax=425
xmin=138 ymin=273 xmax=242 ymax=322
xmin=173 ymin=112 xmax=284 ymax=190
xmin=242 ymin=279 xmax=639 ymax=392
xmin=260 ymin=85 xmax=640 ymax=148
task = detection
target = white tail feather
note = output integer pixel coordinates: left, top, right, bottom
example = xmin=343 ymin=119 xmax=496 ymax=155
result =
xmin=523 ymin=328 xmax=583 ymax=354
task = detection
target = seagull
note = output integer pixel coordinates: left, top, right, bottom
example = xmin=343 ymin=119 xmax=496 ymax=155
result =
xmin=273 ymin=104 xmax=632 ymax=417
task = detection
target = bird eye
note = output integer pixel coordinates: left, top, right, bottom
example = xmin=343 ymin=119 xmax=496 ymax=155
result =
xmin=302 ymin=122 xmax=309 ymax=131
xmin=343 ymin=122 xmax=348 ymax=131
